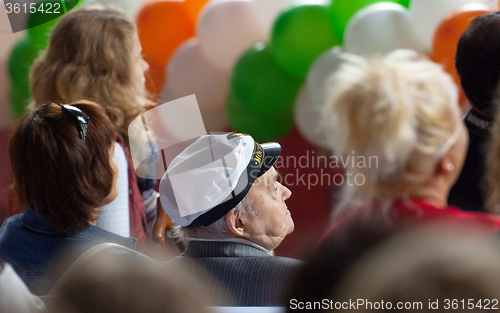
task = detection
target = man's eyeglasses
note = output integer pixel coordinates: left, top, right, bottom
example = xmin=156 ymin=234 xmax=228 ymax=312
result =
xmin=58 ymin=104 xmax=89 ymax=143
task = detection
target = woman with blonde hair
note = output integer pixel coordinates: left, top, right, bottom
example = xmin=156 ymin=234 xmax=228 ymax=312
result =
xmin=321 ymin=50 xmax=500 ymax=230
xmin=286 ymin=52 xmax=500 ymax=312
xmin=27 ymin=5 xmax=156 ymax=244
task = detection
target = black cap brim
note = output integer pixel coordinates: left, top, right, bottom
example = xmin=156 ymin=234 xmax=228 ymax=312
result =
xmin=259 ymin=142 xmax=281 ymax=177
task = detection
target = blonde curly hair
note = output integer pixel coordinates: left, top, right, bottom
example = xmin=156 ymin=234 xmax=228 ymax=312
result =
xmin=322 ymin=50 xmax=460 ymax=215
xmin=30 ymin=5 xmax=154 ymax=142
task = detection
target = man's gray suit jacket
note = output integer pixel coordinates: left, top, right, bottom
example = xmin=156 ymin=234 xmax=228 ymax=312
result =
xmin=163 ymin=240 xmax=302 ymax=306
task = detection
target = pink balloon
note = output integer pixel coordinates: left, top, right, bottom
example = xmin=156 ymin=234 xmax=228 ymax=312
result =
xmin=162 ymin=38 xmax=230 ymax=112
xmin=250 ymin=0 xmax=295 ymax=37
xmin=197 ymin=0 xmax=267 ymax=71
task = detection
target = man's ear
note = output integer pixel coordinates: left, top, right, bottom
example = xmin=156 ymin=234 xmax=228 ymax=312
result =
xmin=225 ymin=208 xmax=245 ymax=237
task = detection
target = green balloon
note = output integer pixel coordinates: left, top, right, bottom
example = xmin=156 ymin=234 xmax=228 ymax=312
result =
xmin=9 ymin=86 xmax=32 ymax=119
xmin=227 ymin=92 xmax=294 ymax=142
xmin=28 ymin=0 xmax=83 ymax=50
xmin=271 ymin=4 xmax=340 ymax=78
xmin=8 ymin=36 xmax=39 ymax=98
xmin=231 ymin=43 xmax=303 ymax=116
xmin=329 ymin=0 xmax=410 ymax=41
xmin=399 ymin=0 xmax=411 ymax=8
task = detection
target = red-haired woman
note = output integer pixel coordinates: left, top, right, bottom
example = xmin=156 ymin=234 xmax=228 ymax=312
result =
xmin=0 ymin=101 xmax=143 ymax=296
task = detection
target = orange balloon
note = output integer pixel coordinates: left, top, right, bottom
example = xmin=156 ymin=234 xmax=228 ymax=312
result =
xmin=431 ymin=3 xmax=492 ymax=105
xmin=136 ymin=1 xmax=195 ymax=70
xmin=184 ymin=0 xmax=211 ymax=24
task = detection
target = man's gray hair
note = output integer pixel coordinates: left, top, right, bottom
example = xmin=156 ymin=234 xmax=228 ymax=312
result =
xmin=174 ymin=191 xmax=257 ymax=244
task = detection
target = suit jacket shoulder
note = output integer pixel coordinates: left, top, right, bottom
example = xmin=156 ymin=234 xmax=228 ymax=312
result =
xmin=162 ymin=240 xmax=302 ymax=306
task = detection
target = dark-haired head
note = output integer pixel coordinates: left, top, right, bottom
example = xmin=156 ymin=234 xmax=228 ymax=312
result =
xmin=9 ymin=100 xmax=117 ymax=235
xmin=456 ymin=12 xmax=500 ymax=110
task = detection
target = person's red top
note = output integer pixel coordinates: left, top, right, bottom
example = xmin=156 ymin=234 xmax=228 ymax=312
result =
xmin=392 ymin=199 xmax=500 ymax=227
xmin=115 ymin=133 xmax=148 ymax=248
xmin=320 ymin=199 xmax=500 ymax=243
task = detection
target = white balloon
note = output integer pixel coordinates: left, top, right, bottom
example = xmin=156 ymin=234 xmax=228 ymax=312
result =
xmin=295 ymin=87 xmax=329 ymax=148
xmin=162 ymin=38 xmax=230 ymax=113
xmin=161 ymin=38 xmax=230 ymax=132
xmin=85 ymin=0 xmax=153 ymax=18
xmin=299 ymin=47 xmax=347 ymax=148
xmin=344 ymin=2 xmax=427 ymax=57
xmin=410 ymin=0 xmax=497 ymax=50
xmin=197 ymin=0 xmax=267 ymax=72
xmin=249 ymin=0 xmax=294 ymax=37
xmin=306 ymin=46 xmax=344 ymax=109
xmin=249 ymin=0 xmax=330 ymax=37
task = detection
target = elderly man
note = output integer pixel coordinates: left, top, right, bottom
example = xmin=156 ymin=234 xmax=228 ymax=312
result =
xmin=159 ymin=132 xmax=301 ymax=306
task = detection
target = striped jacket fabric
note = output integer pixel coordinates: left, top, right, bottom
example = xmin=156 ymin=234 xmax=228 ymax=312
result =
xmin=162 ymin=240 xmax=302 ymax=306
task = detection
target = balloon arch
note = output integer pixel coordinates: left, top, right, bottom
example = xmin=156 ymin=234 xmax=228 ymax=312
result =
xmin=6 ymin=0 xmax=497 ymax=145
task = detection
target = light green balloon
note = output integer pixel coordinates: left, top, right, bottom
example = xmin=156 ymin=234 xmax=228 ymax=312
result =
xmin=329 ymin=0 xmax=410 ymax=41
xmin=271 ymin=3 xmax=340 ymax=78
xmin=8 ymin=36 xmax=38 ymax=100
xmin=9 ymin=86 xmax=32 ymax=119
xmin=227 ymin=92 xmax=295 ymax=142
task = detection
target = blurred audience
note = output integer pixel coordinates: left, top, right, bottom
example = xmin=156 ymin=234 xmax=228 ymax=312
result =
xmin=287 ymin=213 xmax=394 ymax=312
xmin=49 ymin=254 xmax=209 ymax=313
xmin=449 ymin=12 xmax=500 ymax=212
xmin=0 ymin=262 xmax=46 ymax=313
xmin=289 ymin=221 xmax=500 ymax=313
xmin=330 ymin=224 xmax=500 ymax=313
xmin=0 ymin=101 xmax=153 ymax=295
xmin=28 ymin=5 xmax=157 ymax=243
